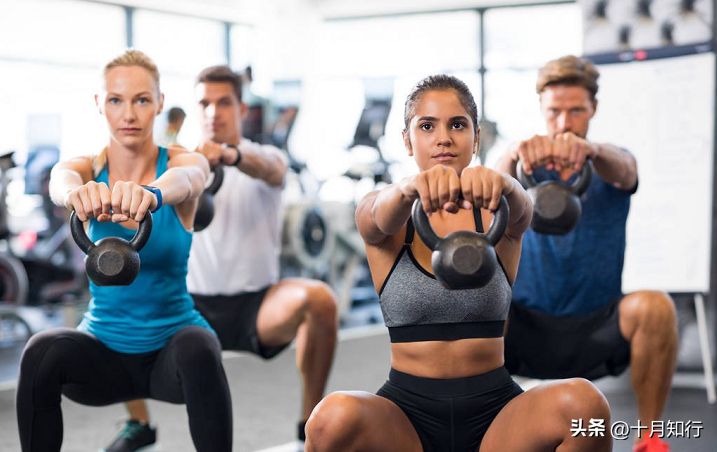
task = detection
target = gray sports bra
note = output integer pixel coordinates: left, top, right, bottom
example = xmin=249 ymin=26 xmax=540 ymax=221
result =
xmin=378 ymin=212 xmax=512 ymax=343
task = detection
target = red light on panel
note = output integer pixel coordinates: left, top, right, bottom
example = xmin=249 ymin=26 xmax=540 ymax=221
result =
xmin=635 ymin=50 xmax=648 ymax=60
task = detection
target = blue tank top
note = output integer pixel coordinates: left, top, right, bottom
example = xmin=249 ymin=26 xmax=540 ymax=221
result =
xmin=512 ymin=163 xmax=635 ymax=316
xmin=378 ymin=213 xmax=512 ymax=343
xmin=77 ymin=146 xmax=213 ymax=353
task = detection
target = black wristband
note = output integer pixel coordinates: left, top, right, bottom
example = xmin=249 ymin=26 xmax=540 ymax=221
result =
xmin=223 ymin=143 xmax=242 ymax=166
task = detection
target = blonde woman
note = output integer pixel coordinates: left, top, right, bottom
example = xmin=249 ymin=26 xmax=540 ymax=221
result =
xmin=15 ymin=50 xmax=232 ymax=452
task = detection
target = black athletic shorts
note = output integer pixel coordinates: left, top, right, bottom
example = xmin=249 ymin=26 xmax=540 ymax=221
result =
xmin=192 ymin=287 xmax=290 ymax=359
xmin=376 ymin=367 xmax=523 ymax=452
xmin=504 ymin=297 xmax=631 ymax=380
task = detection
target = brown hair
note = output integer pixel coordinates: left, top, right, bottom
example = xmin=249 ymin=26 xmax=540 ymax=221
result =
xmin=196 ymin=65 xmax=243 ymax=103
xmin=536 ymin=55 xmax=600 ymax=99
xmin=404 ymin=74 xmax=479 ymax=135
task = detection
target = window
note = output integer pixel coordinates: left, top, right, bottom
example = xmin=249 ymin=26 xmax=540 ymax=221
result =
xmin=484 ymin=4 xmax=582 ymax=70
xmin=0 ymin=0 xmax=125 ymax=67
xmin=320 ymin=11 xmax=480 ymax=78
xmin=133 ymin=10 xmax=226 ymax=77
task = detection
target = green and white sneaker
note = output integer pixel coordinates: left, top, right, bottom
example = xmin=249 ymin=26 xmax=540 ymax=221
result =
xmin=100 ymin=420 xmax=157 ymax=452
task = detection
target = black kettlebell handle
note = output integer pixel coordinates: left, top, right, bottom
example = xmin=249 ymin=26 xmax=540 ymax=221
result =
xmin=516 ymin=160 xmax=592 ymax=195
xmin=206 ymin=165 xmax=224 ymax=195
xmin=411 ymin=195 xmax=509 ymax=251
xmin=70 ymin=210 xmax=153 ymax=254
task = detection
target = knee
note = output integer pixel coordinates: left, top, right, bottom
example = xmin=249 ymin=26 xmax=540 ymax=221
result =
xmin=173 ymin=326 xmax=222 ymax=369
xmin=21 ymin=328 xmax=72 ymax=368
xmin=623 ymin=291 xmax=676 ymax=331
xmin=23 ymin=329 xmax=58 ymax=355
xmin=308 ymin=281 xmax=338 ymax=320
xmin=295 ymin=280 xmax=338 ymax=324
xmin=19 ymin=329 xmax=79 ymax=389
xmin=553 ymin=378 xmax=611 ymax=424
xmin=306 ymin=392 xmax=362 ymax=450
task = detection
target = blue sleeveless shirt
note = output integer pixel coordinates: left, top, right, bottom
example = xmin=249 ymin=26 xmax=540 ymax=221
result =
xmin=512 ymin=163 xmax=635 ymax=316
xmin=77 ymin=146 xmax=213 ymax=353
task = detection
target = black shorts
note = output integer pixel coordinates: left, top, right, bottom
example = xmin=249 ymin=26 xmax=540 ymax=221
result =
xmin=504 ymin=297 xmax=631 ymax=380
xmin=192 ymin=287 xmax=290 ymax=359
xmin=376 ymin=367 xmax=523 ymax=452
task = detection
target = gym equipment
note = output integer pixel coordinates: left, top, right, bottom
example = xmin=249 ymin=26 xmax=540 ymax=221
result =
xmin=194 ymin=165 xmax=224 ymax=232
xmin=412 ymin=196 xmax=509 ymax=290
xmin=70 ymin=211 xmax=152 ymax=286
xmin=517 ymin=162 xmax=592 ymax=235
xmin=281 ymin=200 xmax=335 ymax=277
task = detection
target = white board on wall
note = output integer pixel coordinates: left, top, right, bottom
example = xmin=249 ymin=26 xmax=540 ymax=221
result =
xmin=588 ymin=52 xmax=714 ymax=294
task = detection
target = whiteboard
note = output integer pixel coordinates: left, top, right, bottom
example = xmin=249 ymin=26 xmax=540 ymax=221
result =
xmin=587 ymin=52 xmax=714 ymax=293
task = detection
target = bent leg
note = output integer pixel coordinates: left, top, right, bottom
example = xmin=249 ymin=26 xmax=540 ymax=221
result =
xmin=122 ymin=399 xmax=150 ymax=422
xmin=16 ymin=328 xmax=136 ymax=452
xmin=305 ymin=391 xmax=423 ymax=452
xmin=150 ymin=326 xmax=232 ymax=452
xmin=619 ymin=290 xmax=677 ymax=436
xmin=481 ymin=378 xmax=612 ymax=452
xmin=257 ymin=278 xmax=338 ymax=420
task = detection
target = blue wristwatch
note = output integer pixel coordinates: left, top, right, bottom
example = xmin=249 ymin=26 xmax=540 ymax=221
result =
xmin=141 ymin=185 xmax=162 ymax=212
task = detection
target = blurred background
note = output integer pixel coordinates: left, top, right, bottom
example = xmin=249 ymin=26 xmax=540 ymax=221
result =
xmin=0 ymin=0 xmax=714 ymax=349
xmin=0 ymin=1 xmax=715 ymax=449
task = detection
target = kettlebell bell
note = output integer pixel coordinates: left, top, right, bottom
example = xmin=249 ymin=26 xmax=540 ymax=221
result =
xmin=411 ymin=196 xmax=509 ymax=290
xmin=70 ymin=210 xmax=152 ymax=286
xmin=194 ymin=165 xmax=224 ymax=232
xmin=517 ymin=161 xmax=592 ymax=235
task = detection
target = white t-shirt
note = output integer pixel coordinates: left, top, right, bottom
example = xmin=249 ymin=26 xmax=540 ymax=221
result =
xmin=187 ymin=140 xmax=284 ymax=295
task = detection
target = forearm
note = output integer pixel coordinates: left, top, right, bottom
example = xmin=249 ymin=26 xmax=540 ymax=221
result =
xmin=235 ymin=143 xmax=287 ymax=187
xmin=500 ymin=174 xmax=533 ymax=236
xmin=49 ymin=167 xmax=84 ymax=208
xmin=371 ymin=181 xmax=416 ymax=236
xmin=151 ymin=165 xmax=207 ymax=206
xmin=494 ymin=144 xmax=519 ymax=177
xmin=590 ymin=142 xmax=637 ymax=190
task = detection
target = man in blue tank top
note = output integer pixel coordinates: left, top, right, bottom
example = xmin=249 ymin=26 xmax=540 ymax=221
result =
xmin=494 ymin=55 xmax=677 ymax=452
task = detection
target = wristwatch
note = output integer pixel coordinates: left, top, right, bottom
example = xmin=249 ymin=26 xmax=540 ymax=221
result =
xmin=141 ymin=185 xmax=163 ymax=212
xmin=222 ymin=143 xmax=242 ymax=166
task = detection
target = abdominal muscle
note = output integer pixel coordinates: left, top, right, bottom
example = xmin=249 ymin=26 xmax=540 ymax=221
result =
xmin=390 ymin=337 xmax=505 ymax=379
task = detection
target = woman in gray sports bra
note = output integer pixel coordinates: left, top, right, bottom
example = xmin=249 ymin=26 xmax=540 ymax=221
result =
xmin=305 ymin=75 xmax=612 ymax=452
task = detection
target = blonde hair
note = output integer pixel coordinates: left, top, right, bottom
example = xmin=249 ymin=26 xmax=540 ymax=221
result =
xmin=103 ymin=49 xmax=160 ymax=90
xmin=536 ymin=55 xmax=600 ymax=99
xmin=95 ymin=49 xmax=161 ymax=175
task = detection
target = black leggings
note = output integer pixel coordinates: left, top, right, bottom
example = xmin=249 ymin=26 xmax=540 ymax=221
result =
xmin=16 ymin=326 xmax=232 ymax=452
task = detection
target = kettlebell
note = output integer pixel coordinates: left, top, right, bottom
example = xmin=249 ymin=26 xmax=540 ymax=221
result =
xmin=70 ymin=210 xmax=153 ymax=286
xmin=411 ymin=196 xmax=509 ymax=290
xmin=194 ymin=165 xmax=224 ymax=232
xmin=517 ymin=161 xmax=592 ymax=235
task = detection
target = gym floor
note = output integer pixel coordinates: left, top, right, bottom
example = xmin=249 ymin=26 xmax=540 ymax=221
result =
xmin=0 ymin=306 xmax=716 ymax=452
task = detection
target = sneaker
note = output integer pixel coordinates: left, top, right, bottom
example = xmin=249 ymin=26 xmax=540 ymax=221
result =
xmin=633 ymin=436 xmax=671 ymax=452
xmin=297 ymin=420 xmax=307 ymax=442
xmin=297 ymin=419 xmax=307 ymax=452
xmin=101 ymin=420 xmax=157 ymax=452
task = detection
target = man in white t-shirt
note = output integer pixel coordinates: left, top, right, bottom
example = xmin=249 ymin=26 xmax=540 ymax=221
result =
xmin=104 ymin=66 xmax=337 ymax=452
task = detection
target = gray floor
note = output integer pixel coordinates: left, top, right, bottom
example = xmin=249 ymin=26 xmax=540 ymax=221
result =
xmin=1 ymin=306 xmax=716 ymax=451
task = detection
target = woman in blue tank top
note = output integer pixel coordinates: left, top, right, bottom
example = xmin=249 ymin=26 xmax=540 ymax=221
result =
xmin=305 ymin=75 xmax=612 ymax=452
xmin=16 ymin=50 xmax=232 ymax=452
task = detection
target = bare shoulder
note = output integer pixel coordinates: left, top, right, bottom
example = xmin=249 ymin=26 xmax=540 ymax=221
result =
xmin=355 ymin=190 xmax=381 ymax=242
xmin=167 ymin=145 xmax=208 ymax=170
xmin=53 ymin=155 xmax=95 ymax=181
xmin=166 ymin=144 xmax=190 ymax=160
